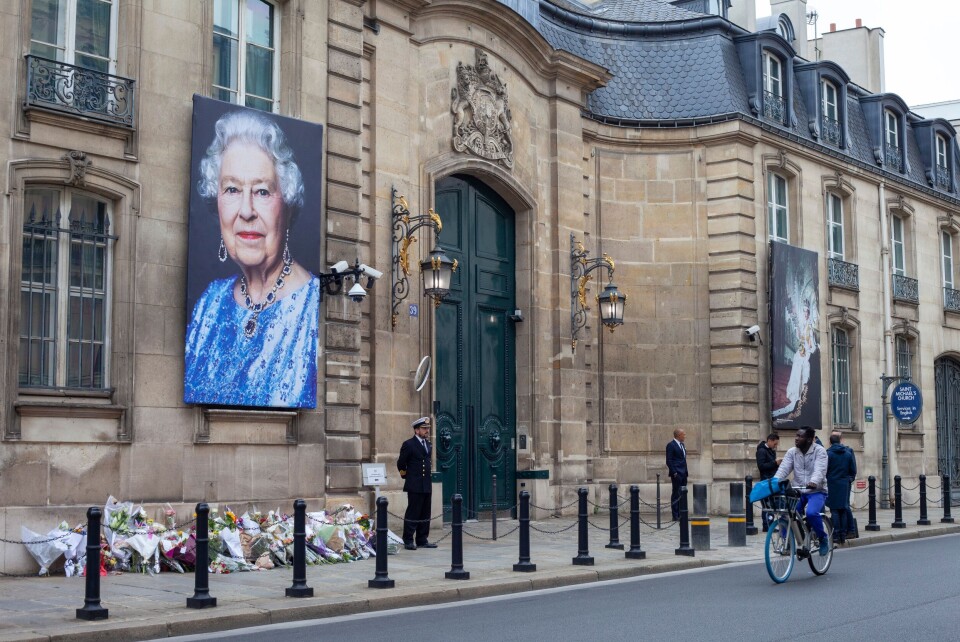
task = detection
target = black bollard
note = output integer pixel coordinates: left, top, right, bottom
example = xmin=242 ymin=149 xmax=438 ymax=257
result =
xmin=745 ymin=475 xmax=758 ymax=536
xmin=76 ymin=507 xmax=109 ymax=620
xmin=728 ymin=482 xmax=746 ymax=546
xmin=943 ymin=475 xmax=955 ymax=524
xmin=186 ymin=502 xmax=217 ymax=609
xmin=572 ymin=487 xmax=594 ymax=566
xmin=286 ymin=499 xmax=314 ymax=597
xmin=606 ymin=483 xmax=624 ymax=549
xmin=656 ymin=473 xmax=662 ymax=529
xmin=690 ymin=484 xmax=710 ymax=551
xmin=625 ymin=485 xmax=646 ymax=560
xmin=675 ymin=486 xmax=694 ymax=557
xmin=446 ymin=494 xmax=470 ymax=579
xmin=918 ymin=475 xmax=931 ymax=525
xmin=513 ymin=490 xmax=536 ymax=572
xmin=865 ymin=476 xmax=880 ymax=531
xmin=891 ymin=476 xmax=906 ymax=528
xmin=368 ymin=496 xmax=395 ymax=588
xmin=492 ymin=474 xmax=498 ymax=541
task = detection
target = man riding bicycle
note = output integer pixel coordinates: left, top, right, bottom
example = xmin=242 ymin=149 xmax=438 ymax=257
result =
xmin=772 ymin=426 xmax=830 ymax=556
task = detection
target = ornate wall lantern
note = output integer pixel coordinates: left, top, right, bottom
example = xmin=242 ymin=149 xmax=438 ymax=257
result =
xmin=570 ymin=233 xmax=627 ymax=351
xmin=392 ymin=187 xmax=458 ymax=327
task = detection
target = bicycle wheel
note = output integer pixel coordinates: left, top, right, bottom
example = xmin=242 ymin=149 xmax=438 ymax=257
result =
xmin=764 ymin=518 xmax=795 ymax=583
xmin=808 ymin=517 xmax=833 ymax=575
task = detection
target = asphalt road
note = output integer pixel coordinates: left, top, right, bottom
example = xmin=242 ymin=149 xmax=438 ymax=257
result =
xmin=163 ymin=534 xmax=960 ymax=642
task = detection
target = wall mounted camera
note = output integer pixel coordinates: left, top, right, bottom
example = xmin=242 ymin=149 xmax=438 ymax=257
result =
xmin=744 ymin=324 xmax=762 ymax=344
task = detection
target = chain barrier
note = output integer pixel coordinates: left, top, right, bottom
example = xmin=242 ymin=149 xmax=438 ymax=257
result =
xmin=528 ymin=520 xmax=579 ymax=535
xmin=529 ymin=497 xmax=580 ymax=513
xmin=386 ymin=509 xmax=450 ymax=524
xmin=638 ymin=515 xmax=677 ymax=530
xmin=899 ymin=481 xmax=921 ymax=491
xmin=462 ymin=525 xmax=520 ymax=541
xmin=587 ymin=517 xmax=630 ymax=532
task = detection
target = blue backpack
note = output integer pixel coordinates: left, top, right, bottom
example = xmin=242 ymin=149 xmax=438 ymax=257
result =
xmin=749 ymin=478 xmax=784 ymax=502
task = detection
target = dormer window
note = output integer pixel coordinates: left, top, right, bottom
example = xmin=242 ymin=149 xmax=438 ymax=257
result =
xmin=821 ymin=80 xmax=840 ymax=146
xmin=763 ymin=52 xmax=785 ymax=123
xmin=936 ymin=134 xmax=950 ymax=190
xmin=884 ymin=110 xmax=902 ymax=172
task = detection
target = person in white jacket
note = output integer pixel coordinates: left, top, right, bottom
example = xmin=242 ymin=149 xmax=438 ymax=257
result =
xmin=773 ymin=426 xmax=830 ymax=555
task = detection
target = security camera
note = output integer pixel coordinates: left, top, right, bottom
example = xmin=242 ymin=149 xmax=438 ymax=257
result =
xmin=359 ymin=263 xmax=383 ymax=280
xmin=330 ymin=260 xmax=350 ymax=274
xmin=348 ymin=282 xmax=367 ymax=303
xmin=745 ymin=325 xmax=762 ymax=343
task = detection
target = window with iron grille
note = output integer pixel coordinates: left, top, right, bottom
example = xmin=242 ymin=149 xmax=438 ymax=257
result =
xmin=896 ymin=335 xmax=913 ymax=381
xmin=20 ymin=187 xmax=114 ymax=389
xmin=768 ymin=172 xmax=788 ymax=243
xmin=821 ymin=79 xmax=841 ymax=146
xmin=832 ymin=327 xmax=851 ymax=425
xmin=212 ymin=0 xmax=279 ymax=112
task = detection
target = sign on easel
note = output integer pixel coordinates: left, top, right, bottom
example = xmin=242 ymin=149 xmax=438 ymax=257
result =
xmin=362 ymin=463 xmax=388 ymax=498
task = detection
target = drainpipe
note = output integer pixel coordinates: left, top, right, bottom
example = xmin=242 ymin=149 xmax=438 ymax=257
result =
xmin=878 ymin=180 xmax=895 ymax=507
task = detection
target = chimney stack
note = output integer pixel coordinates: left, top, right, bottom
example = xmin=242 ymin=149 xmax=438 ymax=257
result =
xmin=856 ymin=18 xmax=863 ymax=28
xmin=829 ymin=23 xmax=836 ymax=32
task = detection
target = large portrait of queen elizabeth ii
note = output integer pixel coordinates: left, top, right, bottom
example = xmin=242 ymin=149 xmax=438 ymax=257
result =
xmin=184 ymin=96 xmax=323 ymax=408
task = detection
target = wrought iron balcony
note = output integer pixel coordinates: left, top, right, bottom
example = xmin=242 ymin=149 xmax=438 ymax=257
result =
xmin=828 ymin=257 xmax=859 ymax=291
xmin=945 ymin=287 xmax=960 ymax=313
xmin=822 ymin=116 xmax=841 ymax=146
xmin=892 ymin=274 xmax=919 ymax=304
xmin=884 ymin=143 xmax=903 ymax=172
xmin=25 ymin=55 xmax=135 ymax=128
xmin=936 ymin=165 xmax=951 ymax=191
xmin=763 ymin=90 xmax=785 ymax=124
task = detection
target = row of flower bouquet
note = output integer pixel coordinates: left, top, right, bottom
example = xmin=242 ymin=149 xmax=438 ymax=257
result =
xmin=21 ymin=496 xmax=395 ymax=577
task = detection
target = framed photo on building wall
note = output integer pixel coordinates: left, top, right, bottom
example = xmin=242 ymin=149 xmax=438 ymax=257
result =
xmin=183 ymin=95 xmax=324 ymax=409
xmin=770 ymin=242 xmax=822 ymax=428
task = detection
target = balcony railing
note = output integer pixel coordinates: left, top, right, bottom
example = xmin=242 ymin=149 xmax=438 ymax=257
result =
xmin=892 ymin=274 xmax=919 ymax=304
xmin=828 ymin=257 xmax=859 ymax=291
xmin=763 ymin=90 xmax=785 ymax=124
xmin=936 ymin=165 xmax=951 ymax=191
xmin=885 ymin=143 xmax=903 ymax=172
xmin=822 ymin=116 xmax=841 ymax=146
xmin=945 ymin=287 xmax=960 ymax=313
xmin=25 ymin=55 xmax=135 ymax=128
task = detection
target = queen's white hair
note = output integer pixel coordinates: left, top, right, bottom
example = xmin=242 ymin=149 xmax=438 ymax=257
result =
xmin=197 ymin=110 xmax=305 ymax=217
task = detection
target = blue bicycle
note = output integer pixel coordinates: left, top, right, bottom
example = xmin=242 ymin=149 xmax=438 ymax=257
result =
xmin=764 ymin=487 xmax=833 ymax=583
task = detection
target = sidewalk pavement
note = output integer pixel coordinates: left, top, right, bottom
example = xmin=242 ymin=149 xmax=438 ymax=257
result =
xmin=0 ymin=506 xmax=956 ymax=642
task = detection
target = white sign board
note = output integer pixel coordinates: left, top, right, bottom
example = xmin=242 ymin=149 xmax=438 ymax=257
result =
xmin=362 ymin=463 xmax=388 ymax=486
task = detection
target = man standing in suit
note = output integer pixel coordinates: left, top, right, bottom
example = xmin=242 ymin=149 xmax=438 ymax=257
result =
xmin=666 ymin=428 xmax=688 ymax=520
xmin=397 ymin=416 xmax=437 ymax=550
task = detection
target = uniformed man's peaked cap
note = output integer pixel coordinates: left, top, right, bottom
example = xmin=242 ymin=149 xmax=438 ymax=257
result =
xmin=412 ymin=416 xmax=431 ymax=429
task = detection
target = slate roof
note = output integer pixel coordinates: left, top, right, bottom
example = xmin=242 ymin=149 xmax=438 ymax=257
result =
xmin=547 ymin=0 xmax=703 ymax=22
xmin=513 ymin=0 xmax=956 ymax=199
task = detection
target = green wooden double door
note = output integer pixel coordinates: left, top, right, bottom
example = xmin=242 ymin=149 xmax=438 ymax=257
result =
xmin=434 ymin=175 xmax=517 ymax=519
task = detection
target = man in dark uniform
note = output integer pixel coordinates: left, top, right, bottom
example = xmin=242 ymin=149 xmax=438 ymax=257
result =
xmin=756 ymin=433 xmax=781 ymax=529
xmin=397 ymin=416 xmax=437 ymax=550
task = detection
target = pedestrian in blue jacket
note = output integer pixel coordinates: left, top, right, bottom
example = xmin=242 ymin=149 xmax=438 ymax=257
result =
xmin=826 ymin=431 xmax=857 ymax=544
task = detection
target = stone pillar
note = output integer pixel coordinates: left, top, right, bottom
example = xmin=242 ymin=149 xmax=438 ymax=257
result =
xmin=324 ymin=0 xmax=367 ymax=501
xmin=704 ymin=129 xmax=761 ymax=483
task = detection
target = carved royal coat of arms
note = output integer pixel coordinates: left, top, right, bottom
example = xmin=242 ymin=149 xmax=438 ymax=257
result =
xmin=451 ymin=49 xmax=514 ymax=169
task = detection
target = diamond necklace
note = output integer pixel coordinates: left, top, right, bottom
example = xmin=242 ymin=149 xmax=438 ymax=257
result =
xmin=239 ymin=255 xmax=293 ymax=338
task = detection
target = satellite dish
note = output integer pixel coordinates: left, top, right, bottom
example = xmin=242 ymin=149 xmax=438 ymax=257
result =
xmin=414 ymin=356 xmax=431 ymax=392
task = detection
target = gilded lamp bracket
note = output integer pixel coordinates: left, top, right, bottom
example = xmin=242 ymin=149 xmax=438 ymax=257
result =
xmin=570 ymin=233 xmax=626 ymax=351
xmin=392 ymin=187 xmax=456 ymax=328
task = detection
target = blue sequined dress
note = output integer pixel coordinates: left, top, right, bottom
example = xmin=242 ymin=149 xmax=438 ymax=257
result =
xmin=184 ymin=276 xmax=320 ymax=408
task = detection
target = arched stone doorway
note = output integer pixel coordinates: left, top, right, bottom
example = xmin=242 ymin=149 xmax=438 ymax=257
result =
xmin=433 ymin=173 xmax=517 ymax=519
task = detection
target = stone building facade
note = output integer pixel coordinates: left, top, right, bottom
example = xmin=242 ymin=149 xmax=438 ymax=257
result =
xmin=1 ymin=0 xmax=958 ymax=571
